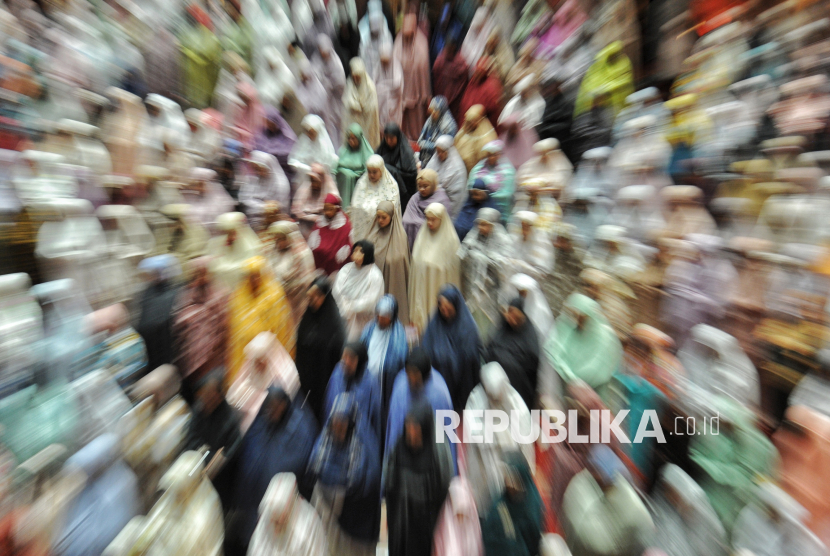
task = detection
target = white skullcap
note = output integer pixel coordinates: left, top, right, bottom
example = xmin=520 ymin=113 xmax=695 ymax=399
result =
xmin=244 ymin=331 xmax=276 ymax=361
xmin=533 ymin=138 xmax=559 ymax=153
xmin=582 ymin=146 xmax=613 ymax=160
xmin=217 ymin=211 xmax=246 ymax=231
xmin=595 ymin=224 xmax=626 ymax=243
xmin=623 ymin=114 xmax=657 ymax=132
xmin=435 ymin=135 xmax=454 ymax=150
xmin=481 ymin=362 xmax=509 ymax=399
xmin=624 ymin=87 xmax=660 ymax=105
xmin=190 ymin=167 xmax=216 ymax=181
xmin=515 ymin=210 xmax=539 ymax=225
xmin=22 ymin=150 xmax=63 ymax=164
xmin=481 ymin=140 xmax=504 ymax=154
xmin=617 ymin=185 xmax=655 ymax=202
xmin=515 ymin=74 xmax=536 ymax=95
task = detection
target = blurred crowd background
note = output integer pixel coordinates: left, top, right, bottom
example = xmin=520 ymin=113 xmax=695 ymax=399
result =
xmin=1 ymin=0 xmax=830 ymax=555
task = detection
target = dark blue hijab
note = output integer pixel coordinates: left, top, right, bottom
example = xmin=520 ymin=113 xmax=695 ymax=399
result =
xmin=421 ymin=285 xmax=482 ymax=410
xmin=454 ymin=178 xmax=499 ymax=241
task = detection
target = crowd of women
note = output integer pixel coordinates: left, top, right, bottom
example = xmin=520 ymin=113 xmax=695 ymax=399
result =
xmin=3 ymin=0 xmax=830 ymax=555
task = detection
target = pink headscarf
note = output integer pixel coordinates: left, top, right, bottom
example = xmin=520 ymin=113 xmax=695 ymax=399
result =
xmin=433 ymin=477 xmax=483 ymax=556
xmin=232 ymin=81 xmax=265 ymax=150
xmin=500 ymin=113 xmax=539 ymax=169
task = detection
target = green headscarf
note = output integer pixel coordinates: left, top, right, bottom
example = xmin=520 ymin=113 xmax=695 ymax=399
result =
xmin=573 ymin=41 xmax=634 ymax=118
xmin=544 ymin=293 xmax=622 ymax=390
xmin=335 ymin=124 xmax=376 ymax=208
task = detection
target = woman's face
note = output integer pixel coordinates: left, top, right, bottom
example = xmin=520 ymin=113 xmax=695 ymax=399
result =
xmin=266 ymin=119 xmax=278 ymax=133
xmin=367 ymin=166 xmax=382 ymax=182
xmin=384 ymin=132 xmax=398 ymax=149
xmin=376 ymin=209 xmax=392 ymax=228
xmin=351 ymin=245 xmax=365 ymax=266
xmin=504 ymin=306 xmax=526 ymax=329
xmin=341 ymin=348 xmax=358 ymax=376
xmin=470 ymin=188 xmax=488 ymax=203
xmin=377 ymin=314 xmax=392 ymax=329
xmin=436 ymin=146 xmax=449 ymax=162
xmin=438 ymin=295 xmax=456 ymax=320
xmin=310 ymin=174 xmax=322 ymax=191
xmin=307 ymin=285 xmax=326 ymax=311
xmin=477 ymin=220 xmax=493 ymax=237
xmin=323 ymin=203 xmax=338 ymax=219
xmin=347 ymin=133 xmax=359 ymax=150
xmin=487 ymin=153 xmax=500 ymax=166
xmin=429 ymin=106 xmax=439 ymax=121
xmin=521 ymin=221 xmax=532 ymax=240
xmin=426 ymin=213 xmax=441 ymax=232
xmin=274 ymin=233 xmax=289 ymax=251
xmin=405 ymin=419 xmax=423 ymax=449
xmin=305 ymin=126 xmax=318 ymax=142
xmin=352 ymin=72 xmax=363 ymax=86
xmin=417 ymin=178 xmax=436 ymax=198
xmin=331 ymin=416 xmax=349 ymax=443
xmin=248 ymin=269 xmax=262 ymax=293
xmin=255 ymin=163 xmax=270 ymax=180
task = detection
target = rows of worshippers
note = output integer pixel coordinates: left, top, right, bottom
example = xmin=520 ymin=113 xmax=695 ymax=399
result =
xmin=7 ymin=1 xmax=830 ymax=556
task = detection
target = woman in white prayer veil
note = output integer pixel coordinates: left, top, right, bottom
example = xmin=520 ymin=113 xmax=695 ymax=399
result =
xmin=505 ymin=273 xmax=554 ymax=342
xmin=508 ymin=211 xmax=554 ymax=281
xmin=243 ymin=0 xmax=294 ymax=74
xmin=426 ymin=135 xmax=468 ymax=218
xmin=460 ymin=6 xmax=495 ymax=69
xmin=499 ymin=75 xmax=546 ymax=130
xmin=140 ymin=94 xmax=188 ymax=165
xmin=359 ymin=8 xmax=393 ymax=80
xmin=184 ymin=108 xmax=222 ymax=162
xmin=311 ymin=35 xmax=347 ymax=150
xmin=248 ymin=473 xmax=328 ymax=556
xmin=288 ymin=114 xmax=339 ymax=175
xmin=256 ymin=46 xmax=298 ymax=108
xmin=239 ymin=151 xmax=291 ymax=232
xmin=676 ymin=323 xmax=761 ymax=413
xmin=207 ymin=212 xmax=263 ymax=290
xmin=374 ymin=42 xmax=404 ymax=129
xmin=464 ymin=362 xmax=535 ymax=517
xmin=648 ymin=464 xmax=728 ymax=556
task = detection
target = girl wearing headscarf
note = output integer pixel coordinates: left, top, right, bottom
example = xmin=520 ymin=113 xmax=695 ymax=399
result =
xmin=544 ymin=293 xmax=623 ymax=397
xmin=137 ymin=254 xmax=181 ymax=372
xmin=458 ymin=207 xmax=512 ymax=337
xmin=207 ymin=212 xmax=263 ymax=290
xmin=297 ymin=59 xmax=334 ymax=139
xmin=184 ymin=108 xmax=222 ymax=162
xmin=432 ymin=39 xmax=469 ymax=125
xmin=421 ymin=284 xmax=482 ymax=411
xmin=454 ymin=105 xmax=498 ymax=173
xmin=499 ymin=113 xmax=540 ymax=170
xmin=375 ymin=43 xmax=405 ymax=129
xmin=336 ymin=124 xmax=376 ymax=208
xmin=460 ymin=57 xmax=504 ymax=125
xmin=333 ymin=240 xmax=386 ymax=340
xmin=384 ymin=401 xmax=454 ymax=556
xmin=323 ymin=343 xmax=382 ymax=439
xmin=342 ymin=58 xmax=381 ymax=149
xmin=481 ymin=450 xmax=543 ymax=555
xmin=507 ymin=273 xmax=554 ymax=343
xmin=426 ymin=135 xmax=468 ymax=218
xmin=231 ymin=393 xmax=319 ymax=553
xmin=181 ymin=168 xmax=236 ymax=234
xmin=500 ymin=75 xmax=545 ymax=130
xmin=417 ymin=97 xmax=457 ymax=167
xmin=409 ymin=203 xmax=462 ymax=331
xmin=467 ymin=140 xmax=516 ymax=216
xmin=227 ymin=256 xmax=296 ymax=383
xmin=394 ymin=13 xmax=432 ymax=141
xmin=267 ymin=221 xmax=316 ymax=327
xmin=465 ymin=363 xmax=536 ymax=513
xmin=360 ymin=296 xmax=409 ymax=432
xmin=255 ymin=106 xmax=298 ymax=179
xmin=366 ymin=203 xmax=411 ymax=323
xmin=292 ymin=163 xmax=341 ymax=239
xmin=359 ymin=8 xmax=394 ymax=79
xmin=173 ymin=257 xmax=230 ymax=384
xmin=296 ymin=276 xmax=347 ymax=421
xmin=376 ymin=123 xmax=418 ymax=209
xmin=481 ymin=27 xmax=515 ymax=83
xmin=239 ymin=151 xmax=291 ymax=232
xmin=310 ymin=35 xmax=346 ymax=140
xmin=461 ymin=7 xmax=495 ymax=69
xmin=433 ymin=477 xmax=483 ymax=556
xmin=308 ymin=193 xmax=354 ymax=275
xmin=231 ymin=81 xmax=266 ymax=150
xmin=350 ymin=155 xmax=401 ymax=240
xmin=509 ymin=211 xmax=554 ymax=281
xmin=402 ymin=169 xmax=453 ymax=250
xmin=574 ymin=41 xmax=634 ymax=118
xmin=308 ymin=393 xmax=382 ymax=556
xmin=228 ymin=331 xmax=301 ymax=433
xmin=289 ymin=114 xmax=339 ymax=175
xmin=483 ymin=297 xmax=541 ymax=408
